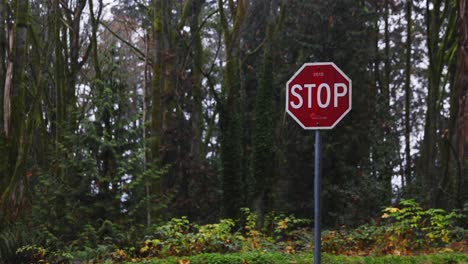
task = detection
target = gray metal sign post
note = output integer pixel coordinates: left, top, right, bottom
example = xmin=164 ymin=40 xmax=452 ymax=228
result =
xmin=314 ymin=130 xmax=321 ymax=263
xmin=285 ymin=62 xmax=351 ymax=264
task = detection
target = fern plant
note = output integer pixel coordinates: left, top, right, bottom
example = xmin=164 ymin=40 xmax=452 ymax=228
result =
xmin=0 ymin=221 xmax=38 ymax=263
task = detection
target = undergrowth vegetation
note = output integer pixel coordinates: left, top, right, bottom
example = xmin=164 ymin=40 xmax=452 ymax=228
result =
xmin=139 ymin=252 xmax=468 ymax=264
xmin=2 ymin=200 xmax=466 ymax=263
xmin=322 ymin=199 xmax=466 ymax=255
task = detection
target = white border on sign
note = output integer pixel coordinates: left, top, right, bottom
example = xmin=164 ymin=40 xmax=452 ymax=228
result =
xmin=285 ymin=62 xmax=352 ymax=130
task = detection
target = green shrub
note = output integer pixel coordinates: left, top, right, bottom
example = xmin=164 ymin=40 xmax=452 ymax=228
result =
xmin=0 ymin=222 xmax=40 ymax=263
xmin=140 ymin=217 xmax=244 ymax=258
xmin=15 ymin=244 xmax=74 ymax=263
xmin=16 ymin=245 xmax=48 ymax=263
xmin=379 ymin=199 xmax=463 ymax=251
xmin=136 ymin=200 xmax=464 ymax=261
xmin=322 ymin=199 xmax=464 ymax=255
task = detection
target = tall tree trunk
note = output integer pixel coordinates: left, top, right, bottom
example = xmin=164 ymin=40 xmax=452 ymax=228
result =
xmin=252 ymin=9 xmax=276 ymax=226
xmin=151 ymin=0 xmax=165 ymax=163
xmin=218 ymin=0 xmax=246 ymax=218
xmin=370 ymin=2 xmax=381 ymax=181
xmin=3 ymin=28 xmax=12 ymax=137
xmin=456 ymin=0 xmax=468 ymax=207
xmin=1 ymin=0 xmax=29 ymax=207
xmin=421 ymin=0 xmax=457 ymax=207
xmin=68 ymin=0 xmax=86 ymax=94
xmin=151 ymin=0 xmax=163 ymax=174
xmin=149 ymin=0 xmax=165 ymax=221
xmin=384 ymin=0 xmax=391 ymax=106
xmin=9 ymin=0 xmax=28 ymax=159
xmin=66 ymin=0 xmax=86 ymax=128
xmin=161 ymin=0 xmax=178 ymax=191
xmin=144 ymin=33 xmax=151 ymax=226
xmin=382 ymin=0 xmax=394 ymax=201
xmin=0 ymin=0 xmax=6 ymax=133
xmin=190 ymin=0 xmax=204 ymax=162
xmin=405 ymin=0 xmax=412 ymax=186
xmin=53 ymin=0 xmax=88 ymax=136
xmin=423 ymin=0 xmax=439 ymax=206
xmin=6 ymin=0 xmax=28 ymax=140
xmin=53 ymin=0 xmax=65 ymax=144
xmin=88 ymin=0 xmax=101 ymax=79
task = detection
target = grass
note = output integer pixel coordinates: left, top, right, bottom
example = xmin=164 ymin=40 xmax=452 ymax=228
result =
xmin=130 ymin=252 xmax=468 ymax=264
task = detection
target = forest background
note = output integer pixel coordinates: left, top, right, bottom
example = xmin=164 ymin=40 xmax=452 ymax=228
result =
xmin=0 ymin=0 xmax=467 ymax=262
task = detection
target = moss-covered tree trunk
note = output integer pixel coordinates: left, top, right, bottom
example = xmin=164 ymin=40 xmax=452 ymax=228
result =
xmin=1 ymin=0 xmax=29 ymax=208
xmin=218 ymin=0 xmax=246 ymax=219
xmin=151 ymin=0 xmax=164 ymax=188
xmin=160 ymin=0 xmax=180 ymax=192
xmin=252 ymin=25 xmax=275 ymax=226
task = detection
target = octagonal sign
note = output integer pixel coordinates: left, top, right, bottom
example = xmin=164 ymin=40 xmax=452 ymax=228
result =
xmin=286 ymin=62 xmax=352 ymax=129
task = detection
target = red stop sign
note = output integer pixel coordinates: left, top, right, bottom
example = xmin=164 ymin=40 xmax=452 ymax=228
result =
xmin=286 ymin=62 xmax=352 ymax=129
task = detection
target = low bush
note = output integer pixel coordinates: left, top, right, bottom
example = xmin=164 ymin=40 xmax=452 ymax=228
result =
xmin=140 ymin=216 xmax=244 ymax=258
xmin=322 ymin=199 xmax=465 ymax=255
xmin=6 ymin=200 xmax=465 ymax=263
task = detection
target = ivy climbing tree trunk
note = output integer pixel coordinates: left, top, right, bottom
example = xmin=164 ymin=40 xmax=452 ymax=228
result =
xmin=218 ymin=0 xmax=246 ymax=219
xmin=252 ymin=24 xmax=274 ymax=227
xmin=252 ymin=0 xmax=283 ymax=227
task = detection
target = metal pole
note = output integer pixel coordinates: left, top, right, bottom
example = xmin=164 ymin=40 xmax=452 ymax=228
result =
xmin=314 ymin=130 xmax=321 ymax=263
